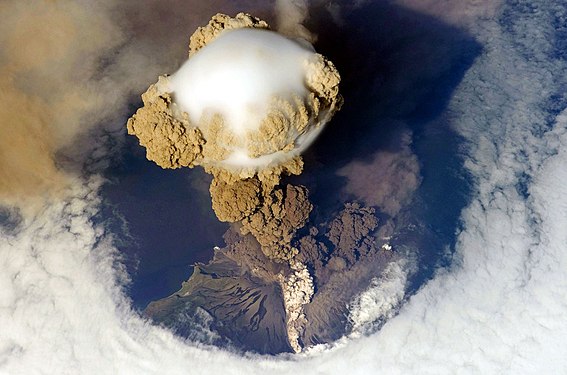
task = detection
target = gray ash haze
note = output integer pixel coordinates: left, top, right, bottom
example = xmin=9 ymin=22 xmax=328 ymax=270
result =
xmin=2 ymin=0 xmax=567 ymax=374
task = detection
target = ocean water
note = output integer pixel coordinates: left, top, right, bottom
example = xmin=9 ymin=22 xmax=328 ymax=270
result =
xmin=100 ymin=140 xmax=228 ymax=310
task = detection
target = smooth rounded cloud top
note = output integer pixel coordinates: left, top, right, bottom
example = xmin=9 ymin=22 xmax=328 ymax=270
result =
xmin=170 ymin=28 xmax=314 ymax=134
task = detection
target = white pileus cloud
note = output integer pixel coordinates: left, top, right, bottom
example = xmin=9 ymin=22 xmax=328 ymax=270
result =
xmin=172 ymin=29 xmax=313 ymax=134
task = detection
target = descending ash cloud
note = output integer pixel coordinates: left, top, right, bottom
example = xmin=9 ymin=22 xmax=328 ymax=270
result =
xmin=2 ymin=0 xmax=567 ymax=374
xmin=337 ymin=129 xmax=421 ymax=217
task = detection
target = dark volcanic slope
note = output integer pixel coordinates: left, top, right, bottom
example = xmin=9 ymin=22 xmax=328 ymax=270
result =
xmin=145 ymin=241 xmax=292 ymax=354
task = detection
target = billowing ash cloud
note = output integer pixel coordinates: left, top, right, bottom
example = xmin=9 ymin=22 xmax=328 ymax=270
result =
xmin=127 ymin=13 xmax=341 ymax=265
xmin=3 ymin=0 xmax=567 ymax=374
xmin=129 ymin=18 xmax=340 ymax=175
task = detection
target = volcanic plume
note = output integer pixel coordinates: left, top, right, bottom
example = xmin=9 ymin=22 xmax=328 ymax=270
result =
xmin=126 ymin=13 xmax=344 ymax=352
xmin=127 ymin=13 xmax=342 ymax=262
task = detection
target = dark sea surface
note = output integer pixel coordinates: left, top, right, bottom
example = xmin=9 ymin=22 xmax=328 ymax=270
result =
xmin=101 ymin=139 xmax=228 ymax=310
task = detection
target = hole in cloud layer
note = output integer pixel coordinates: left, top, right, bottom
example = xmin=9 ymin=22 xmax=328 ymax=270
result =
xmin=103 ymin=1 xmax=480 ymax=355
